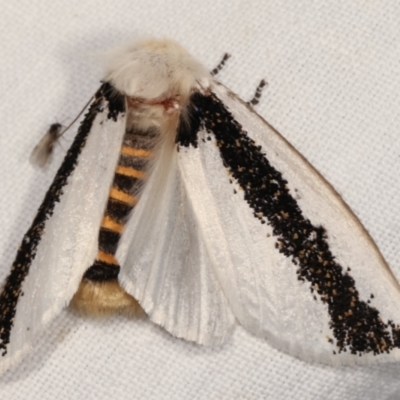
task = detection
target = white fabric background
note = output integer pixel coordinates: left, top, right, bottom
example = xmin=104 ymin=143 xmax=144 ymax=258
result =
xmin=1 ymin=1 xmax=400 ymax=399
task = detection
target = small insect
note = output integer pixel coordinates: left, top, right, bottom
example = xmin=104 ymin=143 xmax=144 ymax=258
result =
xmin=1 ymin=38 xmax=400 ymax=373
xmin=30 ymin=97 xmax=94 ymax=168
xmin=29 ymin=123 xmax=63 ymax=167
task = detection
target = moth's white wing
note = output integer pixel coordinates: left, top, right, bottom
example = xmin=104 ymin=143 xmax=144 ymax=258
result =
xmin=175 ymin=125 xmax=339 ymax=360
xmin=117 ymin=138 xmax=236 ymax=346
xmin=0 ymin=95 xmax=126 ymax=372
xmin=194 ymin=82 xmax=400 ymax=365
xmin=119 ymin=80 xmax=400 ymax=365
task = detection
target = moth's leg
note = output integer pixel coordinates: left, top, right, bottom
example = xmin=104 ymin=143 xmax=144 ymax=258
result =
xmin=247 ymin=79 xmax=267 ymax=106
xmin=210 ymin=53 xmax=231 ymax=76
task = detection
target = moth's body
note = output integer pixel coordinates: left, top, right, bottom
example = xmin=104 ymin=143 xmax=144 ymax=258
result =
xmin=1 ymin=37 xmax=400 ymax=373
xmin=70 ymin=122 xmax=158 ymax=315
xmin=72 ymin=39 xmax=208 ymax=314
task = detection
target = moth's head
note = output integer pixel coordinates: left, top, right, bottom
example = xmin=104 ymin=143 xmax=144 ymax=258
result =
xmin=104 ymin=38 xmax=210 ymax=103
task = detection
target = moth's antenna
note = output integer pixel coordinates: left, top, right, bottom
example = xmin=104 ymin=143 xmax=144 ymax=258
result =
xmin=248 ymin=79 xmax=267 ymax=106
xmin=211 ymin=53 xmax=231 ymax=76
xmin=58 ymin=95 xmax=95 ymax=137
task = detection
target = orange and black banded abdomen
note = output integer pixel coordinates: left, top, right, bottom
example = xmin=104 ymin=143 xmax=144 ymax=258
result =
xmin=84 ymin=128 xmax=158 ymax=282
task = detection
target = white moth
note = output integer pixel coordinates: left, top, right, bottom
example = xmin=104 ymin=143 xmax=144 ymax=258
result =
xmin=1 ymin=38 xmax=400 ymax=373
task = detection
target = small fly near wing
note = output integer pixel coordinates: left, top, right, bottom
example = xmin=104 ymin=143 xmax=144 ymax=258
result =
xmin=29 ymin=123 xmax=63 ymax=167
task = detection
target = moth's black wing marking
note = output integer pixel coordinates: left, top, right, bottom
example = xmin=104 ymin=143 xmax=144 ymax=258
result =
xmin=101 ymin=82 xmax=126 ymax=121
xmin=177 ymin=89 xmax=400 ymax=356
xmin=177 ymin=101 xmax=202 ymax=148
xmin=0 ymin=83 xmax=125 ymax=354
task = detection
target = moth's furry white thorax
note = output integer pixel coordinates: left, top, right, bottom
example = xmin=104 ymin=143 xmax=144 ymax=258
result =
xmin=104 ymin=38 xmax=210 ymax=103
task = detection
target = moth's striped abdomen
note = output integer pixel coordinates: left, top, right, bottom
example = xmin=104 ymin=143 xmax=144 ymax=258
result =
xmin=71 ymin=120 xmax=159 ymax=315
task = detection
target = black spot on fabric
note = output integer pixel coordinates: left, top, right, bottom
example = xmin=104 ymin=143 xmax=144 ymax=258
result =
xmin=177 ymin=89 xmax=400 ymax=356
xmin=0 ymin=83 xmax=125 ymax=355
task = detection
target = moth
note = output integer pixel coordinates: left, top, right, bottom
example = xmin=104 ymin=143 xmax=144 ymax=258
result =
xmin=1 ymin=38 xmax=400 ymax=373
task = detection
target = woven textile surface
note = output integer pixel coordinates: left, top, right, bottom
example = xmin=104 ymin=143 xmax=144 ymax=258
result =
xmin=1 ymin=1 xmax=400 ymax=399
